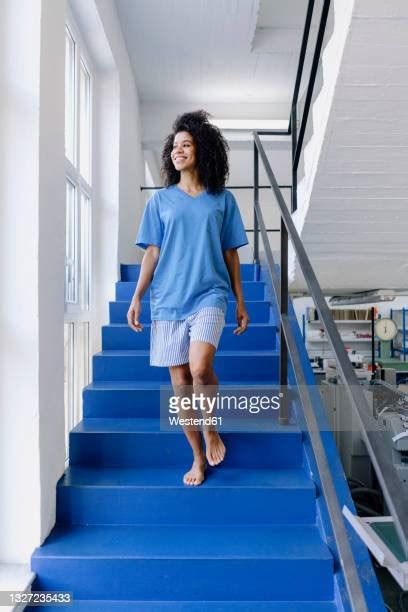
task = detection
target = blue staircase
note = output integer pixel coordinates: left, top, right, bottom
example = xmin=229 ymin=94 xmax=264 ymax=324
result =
xmin=29 ymin=263 xmax=383 ymax=611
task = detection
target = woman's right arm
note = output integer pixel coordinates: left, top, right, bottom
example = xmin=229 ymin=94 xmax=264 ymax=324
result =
xmin=127 ymin=245 xmax=160 ymax=332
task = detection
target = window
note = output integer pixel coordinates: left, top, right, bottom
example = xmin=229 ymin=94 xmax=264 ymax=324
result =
xmin=64 ymin=16 xmax=93 ymax=459
xmin=80 ymin=192 xmax=91 ymax=309
xmin=65 ymin=179 xmax=77 ymax=303
xmin=65 ymin=22 xmax=92 ymax=309
xmin=64 ymin=321 xmax=90 ymax=461
xmin=79 ymin=60 xmax=91 ymax=183
xmin=65 ymin=28 xmax=76 ymax=164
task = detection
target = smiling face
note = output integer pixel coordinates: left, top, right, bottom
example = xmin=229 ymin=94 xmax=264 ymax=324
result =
xmin=171 ymin=131 xmax=198 ymax=172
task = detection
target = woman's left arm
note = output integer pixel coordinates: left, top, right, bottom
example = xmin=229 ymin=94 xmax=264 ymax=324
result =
xmin=223 ymin=248 xmax=250 ymax=335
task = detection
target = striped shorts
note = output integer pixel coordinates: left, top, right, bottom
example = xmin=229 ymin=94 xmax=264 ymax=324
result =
xmin=150 ymin=306 xmax=226 ymax=367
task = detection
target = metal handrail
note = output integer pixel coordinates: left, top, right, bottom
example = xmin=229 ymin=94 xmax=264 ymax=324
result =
xmin=292 ymin=0 xmax=331 ymax=172
xmin=289 ymin=0 xmax=331 ymax=212
xmin=253 ymin=191 xmax=369 ymax=610
xmin=253 ymin=132 xmax=408 ymax=610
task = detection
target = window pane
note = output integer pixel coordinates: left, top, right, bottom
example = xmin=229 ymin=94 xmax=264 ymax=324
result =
xmin=65 ymin=27 xmax=76 ymax=164
xmin=80 ymin=193 xmax=91 ymax=310
xmin=65 ymin=180 xmax=77 ymax=303
xmin=64 ymin=321 xmax=89 ymax=461
xmin=79 ymin=59 xmax=91 ymax=183
xmin=64 ymin=322 xmax=74 ymax=461
xmin=75 ymin=321 xmax=90 ymax=425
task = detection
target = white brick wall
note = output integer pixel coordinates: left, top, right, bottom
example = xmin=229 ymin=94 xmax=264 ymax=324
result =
xmin=291 ymin=0 xmax=408 ymax=294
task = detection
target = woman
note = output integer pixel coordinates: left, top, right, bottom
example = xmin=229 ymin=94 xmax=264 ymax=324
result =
xmin=128 ymin=109 xmax=249 ymax=486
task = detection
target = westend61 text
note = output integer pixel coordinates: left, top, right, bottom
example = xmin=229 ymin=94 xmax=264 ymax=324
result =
xmin=168 ymin=416 xmax=222 ymax=427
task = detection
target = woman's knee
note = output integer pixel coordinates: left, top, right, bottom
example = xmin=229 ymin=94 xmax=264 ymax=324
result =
xmin=190 ymin=361 xmax=213 ymax=384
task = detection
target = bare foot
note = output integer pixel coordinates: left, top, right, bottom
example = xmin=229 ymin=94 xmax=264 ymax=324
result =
xmin=183 ymin=456 xmax=206 ymax=486
xmin=203 ymin=430 xmax=226 ymax=466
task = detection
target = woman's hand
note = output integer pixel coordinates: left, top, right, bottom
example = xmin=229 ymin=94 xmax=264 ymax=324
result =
xmin=127 ymin=296 xmax=143 ymax=332
xmin=233 ymin=301 xmax=249 ymax=335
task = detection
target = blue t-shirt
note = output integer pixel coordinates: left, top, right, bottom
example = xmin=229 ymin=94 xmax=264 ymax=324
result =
xmin=134 ymin=184 xmax=249 ymax=320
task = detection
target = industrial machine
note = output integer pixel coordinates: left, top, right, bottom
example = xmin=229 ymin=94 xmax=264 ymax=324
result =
xmin=320 ymin=377 xmax=408 ymax=588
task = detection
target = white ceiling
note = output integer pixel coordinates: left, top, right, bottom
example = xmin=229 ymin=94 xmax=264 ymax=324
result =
xmin=114 ymin=0 xmax=315 ymax=110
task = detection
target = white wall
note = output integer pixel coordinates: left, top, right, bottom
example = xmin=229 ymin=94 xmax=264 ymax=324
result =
xmin=71 ymin=0 xmax=145 ymax=353
xmin=0 ymin=0 xmax=144 ymax=570
xmin=0 ymin=0 xmax=66 ymax=564
xmin=141 ymin=101 xmax=290 ymax=147
xmin=290 ymin=0 xmax=355 ymax=290
xmin=291 ymin=0 xmax=408 ymax=293
xmin=93 ymin=0 xmax=145 ymax=272
xmin=38 ymin=0 xmax=67 ymax=547
xmin=91 ymin=69 xmax=120 ymax=355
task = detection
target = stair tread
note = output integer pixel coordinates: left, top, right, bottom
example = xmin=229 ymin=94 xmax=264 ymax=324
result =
xmin=71 ymin=417 xmax=301 ymax=434
xmin=32 ymin=523 xmax=332 ymax=560
xmin=59 ymin=466 xmax=314 ymax=489
xmin=94 ymin=350 xmax=279 ymax=357
xmin=84 ymin=380 xmax=285 ymax=390
xmin=29 ymin=600 xmax=337 ymax=611
xmin=117 ymin=279 xmax=264 ymax=284
xmin=103 ymin=322 xmax=276 ymax=328
xmin=112 ymin=299 xmax=271 ymax=304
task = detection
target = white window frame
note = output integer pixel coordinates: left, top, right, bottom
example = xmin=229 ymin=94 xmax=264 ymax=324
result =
xmin=64 ymin=10 xmax=95 ymax=461
xmin=65 ymin=11 xmax=93 ymax=316
xmin=64 ymin=320 xmax=90 ymax=462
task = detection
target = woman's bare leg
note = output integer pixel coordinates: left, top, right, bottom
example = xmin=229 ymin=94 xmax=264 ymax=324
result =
xmin=189 ymin=341 xmax=226 ymax=466
xmin=168 ymin=363 xmax=206 ymax=485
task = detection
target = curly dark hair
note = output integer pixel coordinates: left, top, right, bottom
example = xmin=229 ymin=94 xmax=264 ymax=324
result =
xmin=160 ymin=109 xmax=230 ymax=194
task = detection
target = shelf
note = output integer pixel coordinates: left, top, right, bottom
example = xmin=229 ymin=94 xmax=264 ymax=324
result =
xmin=392 ymin=310 xmax=407 ymax=358
xmin=305 ymin=308 xmax=376 ymax=360
xmin=308 ymin=338 xmax=372 ymax=343
xmin=308 ymin=320 xmax=372 ymax=325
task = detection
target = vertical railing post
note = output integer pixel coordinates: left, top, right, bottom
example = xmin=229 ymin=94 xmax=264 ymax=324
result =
xmin=291 ymin=105 xmax=298 ymax=213
xmin=253 ymin=140 xmax=260 ymax=281
xmin=371 ymin=306 xmax=376 ymax=381
xmin=390 ymin=308 xmax=394 ymax=358
xmin=280 ymin=220 xmax=289 ymax=424
xmin=253 ymin=140 xmax=259 ymax=267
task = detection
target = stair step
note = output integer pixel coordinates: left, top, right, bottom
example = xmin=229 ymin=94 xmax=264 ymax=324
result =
xmin=102 ymin=322 xmax=277 ymax=350
xmin=109 ymin=300 xmax=272 ymax=324
xmin=92 ymin=350 xmax=279 ymax=382
xmin=31 ymin=524 xmax=334 ymax=600
xmin=69 ymin=418 xmax=303 ymax=468
xmin=29 ymin=600 xmax=337 ymax=611
xmin=83 ymin=380 xmax=289 ymax=419
xmin=116 ymin=280 xmax=266 ymax=301
xmin=120 ymin=262 xmax=258 ymax=282
xmin=56 ymin=466 xmax=316 ymax=525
